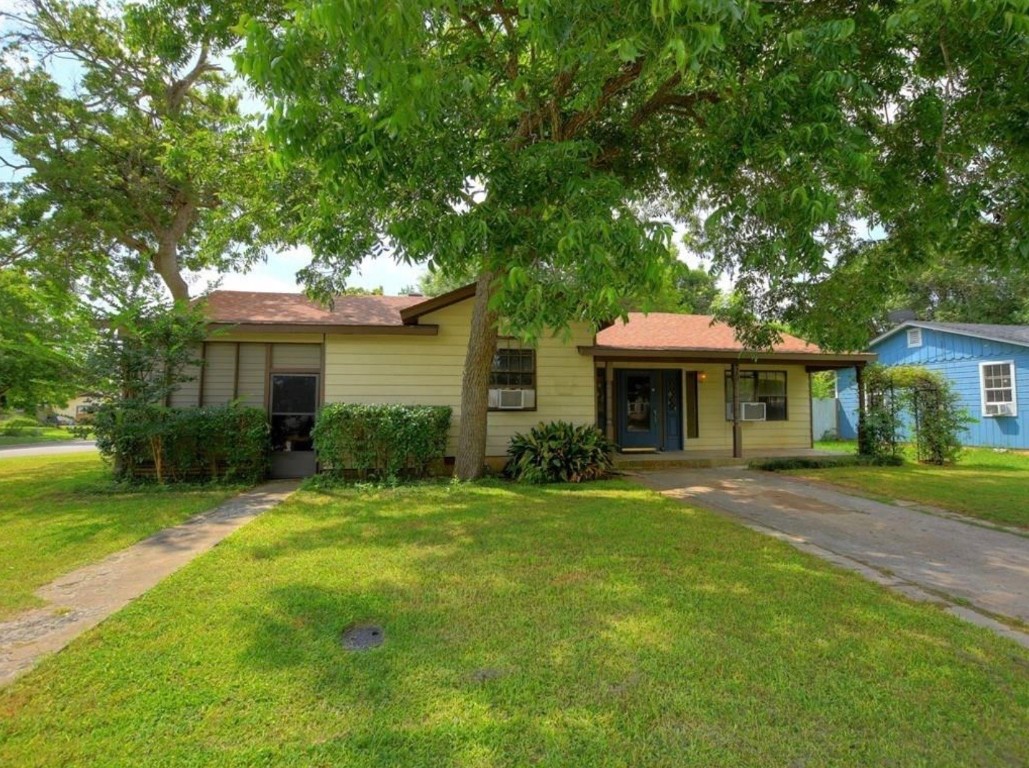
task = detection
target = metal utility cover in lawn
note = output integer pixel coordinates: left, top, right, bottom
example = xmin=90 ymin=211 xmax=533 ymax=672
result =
xmin=342 ymin=625 xmax=384 ymax=651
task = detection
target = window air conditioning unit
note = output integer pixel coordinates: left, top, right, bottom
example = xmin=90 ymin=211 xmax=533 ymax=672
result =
xmin=985 ymin=402 xmax=1015 ymax=417
xmin=489 ymin=389 xmax=534 ymax=409
xmin=740 ymin=402 xmax=767 ymax=421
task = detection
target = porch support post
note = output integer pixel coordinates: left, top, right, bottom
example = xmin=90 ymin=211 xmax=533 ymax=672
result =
xmin=855 ymin=363 xmax=868 ymax=456
xmin=605 ymin=365 xmax=616 ymax=442
xmin=731 ymin=361 xmax=742 ymax=459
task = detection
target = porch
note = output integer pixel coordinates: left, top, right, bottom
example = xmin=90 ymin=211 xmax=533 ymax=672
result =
xmin=612 ymin=447 xmax=843 ymax=471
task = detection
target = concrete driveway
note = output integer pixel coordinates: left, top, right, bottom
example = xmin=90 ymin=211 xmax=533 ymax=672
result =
xmin=0 ymin=440 xmax=97 ymax=459
xmin=637 ymin=467 xmax=1029 ymax=647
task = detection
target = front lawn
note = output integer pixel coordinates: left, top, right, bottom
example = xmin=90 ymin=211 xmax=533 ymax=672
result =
xmin=0 ymin=425 xmax=80 ymax=446
xmin=2 ymin=481 xmax=1026 ymax=767
xmin=0 ymin=454 xmax=237 ymax=618
xmin=792 ymin=447 xmax=1029 ymax=529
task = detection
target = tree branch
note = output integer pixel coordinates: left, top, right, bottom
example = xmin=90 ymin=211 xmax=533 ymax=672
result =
xmin=166 ymin=45 xmax=218 ymax=114
xmin=561 ymin=58 xmax=644 ymax=140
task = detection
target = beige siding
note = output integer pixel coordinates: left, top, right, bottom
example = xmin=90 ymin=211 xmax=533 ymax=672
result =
xmin=324 ymin=301 xmax=596 ymax=457
xmin=609 ymin=361 xmax=813 ymax=452
xmin=169 ymin=333 xmax=327 ymax=408
xmin=237 ymin=343 xmax=268 ymax=408
xmin=273 ymin=343 xmax=321 ymax=370
xmin=201 ymin=342 xmax=236 ymax=406
xmin=169 ymin=344 xmax=202 ymax=408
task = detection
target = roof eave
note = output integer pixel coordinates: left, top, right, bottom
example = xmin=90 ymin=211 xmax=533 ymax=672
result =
xmin=580 ymin=346 xmax=876 ymax=366
xmin=207 ymin=322 xmax=439 ymax=336
xmin=399 ymin=283 xmax=478 ymax=324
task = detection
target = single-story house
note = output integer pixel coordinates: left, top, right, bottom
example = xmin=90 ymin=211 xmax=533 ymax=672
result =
xmin=178 ymin=286 xmax=873 ymax=476
xmin=838 ymin=321 xmax=1029 ymax=449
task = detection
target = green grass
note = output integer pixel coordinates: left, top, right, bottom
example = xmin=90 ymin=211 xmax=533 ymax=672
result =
xmin=2 ymin=481 xmax=1027 ymax=767
xmin=796 ymin=447 xmax=1029 ymax=529
xmin=0 ymin=454 xmax=237 ymax=618
xmin=814 ymin=439 xmax=859 ymax=454
xmin=0 ymin=426 xmax=81 ymax=446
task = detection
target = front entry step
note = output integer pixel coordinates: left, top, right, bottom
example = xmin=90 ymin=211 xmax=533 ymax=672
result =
xmin=271 ymin=451 xmax=317 ymax=478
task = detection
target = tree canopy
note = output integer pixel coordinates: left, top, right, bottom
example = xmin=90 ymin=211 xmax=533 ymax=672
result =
xmin=0 ymin=267 xmax=89 ymax=409
xmin=240 ymin=1 xmax=1026 ymax=338
xmin=238 ymin=0 xmax=1028 ymax=475
xmin=0 ymin=0 xmax=290 ymax=301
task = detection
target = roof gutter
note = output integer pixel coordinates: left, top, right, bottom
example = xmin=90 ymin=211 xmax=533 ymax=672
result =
xmin=207 ymin=322 xmax=439 ymax=336
xmin=579 ymin=346 xmax=876 ymax=366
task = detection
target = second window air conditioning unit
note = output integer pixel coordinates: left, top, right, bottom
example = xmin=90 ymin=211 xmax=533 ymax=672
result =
xmin=740 ymin=402 xmax=767 ymax=421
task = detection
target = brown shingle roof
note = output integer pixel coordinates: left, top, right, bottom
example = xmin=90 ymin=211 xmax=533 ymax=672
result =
xmin=202 ymin=291 xmax=424 ymax=326
xmin=596 ymin=313 xmax=822 ymax=354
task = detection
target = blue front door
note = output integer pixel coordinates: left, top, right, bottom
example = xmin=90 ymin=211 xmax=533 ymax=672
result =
xmin=618 ymin=370 xmax=660 ymax=448
xmin=617 ymin=369 xmax=683 ymax=450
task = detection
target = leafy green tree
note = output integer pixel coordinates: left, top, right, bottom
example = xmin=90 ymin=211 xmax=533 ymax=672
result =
xmin=885 ymin=251 xmax=1029 ymax=326
xmin=0 ymin=268 xmax=90 ymax=410
xmin=649 ymin=261 xmax=721 ymax=314
xmin=417 ymin=266 xmax=477 ymax=298
xmin=0 ymin=0 xmax=288 ymax=301
xmin=798 ymin=240 xmax=1029 ymax=351
xmin=239 ymin=1 xmax=1027 ymax=478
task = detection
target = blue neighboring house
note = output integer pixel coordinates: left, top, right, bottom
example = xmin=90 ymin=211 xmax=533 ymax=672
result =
xmin=838 ymin=322 xmax=1029 ymax=449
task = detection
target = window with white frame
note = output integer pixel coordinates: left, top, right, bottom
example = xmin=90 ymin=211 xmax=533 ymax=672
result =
xmin=488 ymin=342 xmax=536 ymax=411
xmin=906 ymin=328 xmax=923 ymax=348
xmin=980 ymin=361 xmax=1017 ymax=417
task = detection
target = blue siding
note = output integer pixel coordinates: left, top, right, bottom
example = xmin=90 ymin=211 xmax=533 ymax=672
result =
xmin=837 ymin=326 xmax=1029 ymax=448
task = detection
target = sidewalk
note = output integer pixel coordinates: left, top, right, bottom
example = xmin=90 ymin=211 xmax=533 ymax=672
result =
xmin=0 ymin=480 xmax=299 ymax=686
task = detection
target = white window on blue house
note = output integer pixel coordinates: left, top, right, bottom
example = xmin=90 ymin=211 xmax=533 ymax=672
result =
xmin=906 ymin=328 xmax=923 ymax=348
xmin=980 ymin=361 xmax=1017 ymax=417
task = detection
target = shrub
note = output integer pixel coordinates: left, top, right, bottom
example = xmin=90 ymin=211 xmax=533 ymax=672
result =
xmin=505 ymin=421 xmax=613 ymax=484
xmin=861 ymin=364 xmax=971 ymax=465
xmin=91 ymin=402 xmax=270 ymax=483
xmin=313 ymin=403 xmax=452 ymax=481
xmin=0 ymin=416 xmax=42 ymax=436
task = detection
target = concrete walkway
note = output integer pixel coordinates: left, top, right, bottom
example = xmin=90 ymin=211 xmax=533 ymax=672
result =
xmin=0 ymin=480 xmax=298 ymax=687
xmin=637 ymin=467 xmax=1029 ymax=648
xmin=0 ymin=440 xmax=97 ymax=458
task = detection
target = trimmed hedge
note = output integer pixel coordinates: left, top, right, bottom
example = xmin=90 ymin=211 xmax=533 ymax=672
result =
xmin=506 ymin=421 xmax=613 ymax=484
xmin=91 ymin=403 xmax=270 ymax=483
xmin=748 ymin=455 xmax=904 ymax=472
xmin=313 ymin=403 xmax=452 ymax=480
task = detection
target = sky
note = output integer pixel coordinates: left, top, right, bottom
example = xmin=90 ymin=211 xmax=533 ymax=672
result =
xmin=189 ymin=247 xmax=427 ymax=296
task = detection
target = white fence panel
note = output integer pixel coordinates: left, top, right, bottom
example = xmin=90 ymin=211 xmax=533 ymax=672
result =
xmin=812 ymin=398 xmax=838 ymax=440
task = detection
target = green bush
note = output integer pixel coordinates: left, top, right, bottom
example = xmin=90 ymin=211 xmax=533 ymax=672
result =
xmin=505 ymin=421 xmax=613 ymax=484
xmin=749 ymin=455 xmax=904 ymax=471
xmin=91 ymin=402 xmax=270 ymax=483
xmin=861 ymin=364 xmax=970 ymax=465
xmin=0 ymin=416 xmax=42 ymax=436
xmin=313 ymin=403 xmax=452 ymax=481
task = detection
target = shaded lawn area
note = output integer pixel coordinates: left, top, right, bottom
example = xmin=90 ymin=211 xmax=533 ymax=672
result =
xmin=794 ymin=447 xmax=1029 ymax=529
xmin=0 ymin=454 xmax=237 ymax=618
xmin=0 ymin=426 xmax=80 ymax=446
xmin=2 ymin=482 xmax=1027 ymax=767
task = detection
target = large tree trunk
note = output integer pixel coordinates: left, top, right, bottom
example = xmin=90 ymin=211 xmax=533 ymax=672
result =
xmin=153 ymin=200 xmax=197 ymax=302
xmin=454 ymin=271 xmax=499 ymax=480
